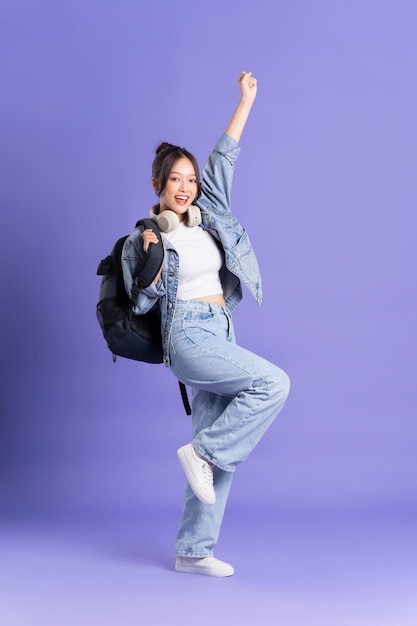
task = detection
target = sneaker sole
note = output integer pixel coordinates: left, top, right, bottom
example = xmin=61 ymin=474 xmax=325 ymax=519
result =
xmin=175 ymin=560 xmax=234 ymax=577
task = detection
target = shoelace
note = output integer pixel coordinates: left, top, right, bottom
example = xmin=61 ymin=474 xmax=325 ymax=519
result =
xmin=202 ymin=462 xmax=213 ymax=486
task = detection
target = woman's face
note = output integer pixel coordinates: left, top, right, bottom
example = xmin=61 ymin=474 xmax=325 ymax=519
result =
xmin=155 ymin=157 xmax=198 ymax=221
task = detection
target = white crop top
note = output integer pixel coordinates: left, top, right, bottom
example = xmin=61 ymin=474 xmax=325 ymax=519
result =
xmin=164 ymin=222 xmax=224 ymax=300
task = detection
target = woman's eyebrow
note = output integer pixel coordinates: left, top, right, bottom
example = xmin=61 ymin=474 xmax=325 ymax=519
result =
xmin=170 ymin=170 xmax=197 ymax=176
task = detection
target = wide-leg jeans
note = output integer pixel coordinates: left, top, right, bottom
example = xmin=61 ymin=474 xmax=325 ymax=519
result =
xmin=169 ymin=300 xmax=290 ymax=557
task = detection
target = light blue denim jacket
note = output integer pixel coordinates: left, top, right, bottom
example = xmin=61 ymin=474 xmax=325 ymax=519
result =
xmin=122 ymin=133 xmax=263 ymax=366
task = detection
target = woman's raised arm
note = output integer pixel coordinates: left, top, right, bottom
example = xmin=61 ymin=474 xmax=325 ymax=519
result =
xmin=224 ymin=71 xmax=258 ymax=143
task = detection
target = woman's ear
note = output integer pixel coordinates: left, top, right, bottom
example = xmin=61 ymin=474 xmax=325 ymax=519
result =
xmin=152 ymin=177 xmax=160 ymax=196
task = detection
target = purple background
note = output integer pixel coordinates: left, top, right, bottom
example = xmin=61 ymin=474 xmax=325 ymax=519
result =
xmin=1 ymin=1 xmax=416 ymax=624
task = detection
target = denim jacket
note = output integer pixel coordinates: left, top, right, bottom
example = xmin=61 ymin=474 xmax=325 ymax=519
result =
xmin=122 ymin=133 xmax=263 ymax=366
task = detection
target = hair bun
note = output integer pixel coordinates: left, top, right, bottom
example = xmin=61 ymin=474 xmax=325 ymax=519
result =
xmin=155 ymin=142 xmax=175 ymax=155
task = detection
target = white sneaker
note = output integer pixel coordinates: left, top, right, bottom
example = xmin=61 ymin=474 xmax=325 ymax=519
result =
xmin=175 ymin=556 xmax=234 ymax=577
xmin=177 ymin=443 xmax=216 ymax=505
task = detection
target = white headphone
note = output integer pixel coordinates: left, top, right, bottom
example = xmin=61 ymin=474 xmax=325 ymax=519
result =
xmin=151 ymin=204 xmax=202 ymax=232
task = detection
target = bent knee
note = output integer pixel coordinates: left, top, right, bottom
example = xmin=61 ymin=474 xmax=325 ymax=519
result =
xmin=270 ymin=367 xmax=290 ymax=401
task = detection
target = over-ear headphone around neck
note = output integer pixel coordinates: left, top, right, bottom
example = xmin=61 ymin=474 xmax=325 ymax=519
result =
xmin=150 ymin=204 xmax=202 ymax=232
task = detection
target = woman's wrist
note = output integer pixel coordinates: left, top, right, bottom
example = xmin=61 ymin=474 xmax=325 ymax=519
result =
xmin=238 ymin=94 xmax=256 ymax=107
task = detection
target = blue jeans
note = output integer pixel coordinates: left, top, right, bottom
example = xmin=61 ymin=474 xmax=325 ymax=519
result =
xmin=169 ymin=300 xmax=290 ymax=557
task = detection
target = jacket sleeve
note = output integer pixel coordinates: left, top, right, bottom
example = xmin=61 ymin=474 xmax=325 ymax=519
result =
xmin=133 ymin=280 xmax=165 ymax=315
xmin=197 ymin=133 xmax=241 ymax=216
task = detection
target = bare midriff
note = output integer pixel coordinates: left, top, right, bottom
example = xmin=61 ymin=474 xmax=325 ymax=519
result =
xmin=193 ymin=293 xmax=226 ymax=307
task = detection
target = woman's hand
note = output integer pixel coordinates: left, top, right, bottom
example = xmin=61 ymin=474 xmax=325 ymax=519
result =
xmin=142 ymin=228 xmax=164 ymax=284
xmin=142 ymin=228 xmax=159 ymax=253
xmin=238 ymin=71 xmax=257 ymax=103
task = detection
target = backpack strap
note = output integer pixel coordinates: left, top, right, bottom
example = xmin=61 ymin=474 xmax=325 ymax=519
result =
xmin=132 ymin=218 xmax=164 ymax=291
xmin=179 ymin=381 xmax=191 ymax=415
xmin=131 ymin=219 xmax=192 ymax=415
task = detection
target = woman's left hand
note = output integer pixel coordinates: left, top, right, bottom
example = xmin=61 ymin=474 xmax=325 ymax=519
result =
xmin=238 ymin=71 xmax=257 ymax=102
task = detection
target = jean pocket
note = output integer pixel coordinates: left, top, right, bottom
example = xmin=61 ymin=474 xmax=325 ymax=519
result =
xmin=183 ymin=309 xmax=215 ymax=323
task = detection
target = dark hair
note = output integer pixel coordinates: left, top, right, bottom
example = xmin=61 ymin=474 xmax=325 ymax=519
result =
xmin=152 ymin=142 xmax=201 ymax=201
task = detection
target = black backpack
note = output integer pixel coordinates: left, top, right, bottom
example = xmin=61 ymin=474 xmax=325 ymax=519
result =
xmin=96 ymin=218 xmax=191 ymax=414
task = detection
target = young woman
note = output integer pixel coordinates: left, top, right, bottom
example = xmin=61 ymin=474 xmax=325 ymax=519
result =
xmin=122 ymin=72 xmax=290 ymax=577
